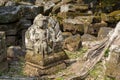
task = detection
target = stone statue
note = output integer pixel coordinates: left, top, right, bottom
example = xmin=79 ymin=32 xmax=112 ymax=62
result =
xmin=25 ymin=14 xmax=63 ymax=58
xmin=24 ymin=14 xmax=68 ymax=76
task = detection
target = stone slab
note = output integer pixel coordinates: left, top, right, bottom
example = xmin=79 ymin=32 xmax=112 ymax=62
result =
xmin=25 ymin=51 xmax=68 ymax=66
xmin=23 ymin=61 xmax=66 ymax=76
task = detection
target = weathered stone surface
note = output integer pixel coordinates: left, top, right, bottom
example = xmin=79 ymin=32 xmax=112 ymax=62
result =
xmin=6 ymin=36 xmax=16 ymax=46
xmin=0 ymin=35 xmax=7 ymax=62
xmin=0 ymin=0 xmax=8 ymax=6
xmin=52 ymin=0 xmax=73 ymax=13
xmin=106 ymin=21 xmax=120 ymax=80
xmin=5 ymin=1 xmax=16 ymax=6
xmin=52 ymin=0 xmax=76 ymax=13
xmin=0 ymin=61 xmax=8 ymax=73
xmin=0 ymin=23 xmax=16 ymax=31
xmin=98 ymin=27 xmax=113 ymax=39
xmin=106 ymin=38 xmax=120 ymax=80
xmin=57 ymin=12 xmax=92 ymax=19
xmin=62 ymin=32 xmax=72 ymax=39
xmin=25 ymin=51 xmax=67 ymax=66
xmin=0 ymin=25 xmax=9 ymax=31
xmin=0 ymin=31 xmax=8 ymax=73
xmin=21 ymin=0 xmax=35 ymax=4
xmin=21 ymin=29 xmax=27 ymax=49
xmin=108 ymin=10 xmax=120 ymax=23
xmin=0 ymin=5 xmax=43 ymax=23
xmin=60 ymin=4 xmax=88 ymax=12
xmin=17 ymin=1 xmax=34 ymax=5
xmin=17 ymin=18 xmax=32 ymax=30
xmin=92 ymin=16 xmax=101 ymax=23
xmin=6 ymin=29 xmax=17 ymax=36
xmin=81 ymin=34 xmax=96 ymax=41
xmin=24 ymin=14 xmax=68 ymax=76
xmin=21 ymin=5 xmax=43 ymax=19
xmin=63 ymin=19 xmax=84 ymax=34
xmin=7 ymin=46 xmax=25 ymax=60
xmin=0 ymin=6 xmax=21 ymax=23
xmin=44 ymin=1 xmax=55 ymax=15
xmin=63 ymin=34 xmax=82 ymax=51
xmin=35 ymin=0 xmax=44 ymax=6
xmin=87 ymin=22 xmax=108 ymax=35
xmin=24 ymin=60 xmax=66 ymax=76
xmin=0 ymin=76 xmax=36 ymax=80
xmin=62 ymin=16 xmax=92 ymax=34
xmin=52 ymin=0 xmax=60 ymax=4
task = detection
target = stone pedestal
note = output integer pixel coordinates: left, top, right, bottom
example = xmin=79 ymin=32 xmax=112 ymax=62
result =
xmin=24 ymin=51 xmax=68 ymax=76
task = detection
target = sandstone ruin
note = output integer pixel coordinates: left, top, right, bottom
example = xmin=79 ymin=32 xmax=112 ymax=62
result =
xmin=24 ymin=14 xmax=68 ymax=76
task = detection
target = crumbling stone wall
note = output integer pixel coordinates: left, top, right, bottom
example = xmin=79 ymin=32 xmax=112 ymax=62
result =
xmin=0 ymin=32 xmax=8 ymax=73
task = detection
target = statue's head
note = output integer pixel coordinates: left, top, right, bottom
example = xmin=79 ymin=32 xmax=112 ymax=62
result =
xmin=33 ymin=14 xmax=48 ymax=29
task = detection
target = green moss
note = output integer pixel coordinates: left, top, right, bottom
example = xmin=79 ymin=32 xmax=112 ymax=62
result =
xmin=65 ymin=47 xmax=88 ymax=59
xmin=108 ymin=10 xmax=120 ymax=22
xmin=12 ymin=0 xmax=23 ymax=2
xmin=109 ymin=10 xmax=120 ymax=17
xmin=105 ymin=76 xmax=116 ymax=80
xmin=104 ymin=48 xmax=110 ymax=57
xmin=89 ymin=62 xmax=105 ymax=79
xmin=93 ymin=16 xmax=101 ymax=22
xmin=101 ymin=13 xmax=108 ymax=21
xmin=55 ymin=77 xmax=64 ymax=80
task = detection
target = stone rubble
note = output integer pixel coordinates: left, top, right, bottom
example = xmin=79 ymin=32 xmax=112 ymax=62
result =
xmin=0 ymin=0 xmax=119 ymax=79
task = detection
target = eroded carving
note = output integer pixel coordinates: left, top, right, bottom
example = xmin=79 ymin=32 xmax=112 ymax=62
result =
xmin=25 ymin=14 xmax=63 ymax=58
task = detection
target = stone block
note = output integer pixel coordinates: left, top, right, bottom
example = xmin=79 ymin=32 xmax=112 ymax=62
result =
xmin=0 ymin=25 xmax=8 ymax=31
xmin=0 ymin=6 xmax=21 ymax=23
xmin=81 ymin=34 xmax=97 ymax=41
xmin=87 ymin=22 xmax=108 ymax=35
xmin=24 ymin=51 xmax=68 ymax=76
xmin=63 ymin=21 xmax=84 ymax=34
xmin=24 ymin=61 xmax=66 ymax=76
xmin=25 ymin=51 xmax=68 ymax=66
xmin=6 ymin=36 xmax=16 ymax=46
xmin=17 ymin=18 xmax=32 ymax=30
xmin=62 ymin=32 xmax=72 ymax=39
xmin=7 ymin=46 xmax=25 ymax=60
xmin=63 ymin=34 xmax=82 ymax=51
xmin=0 ymin=0 xmax=9 ymax=6
xmin=98 ymin=27 xmax=113 ymax=39
xmin=21 ymin=5 xmax=43 ymax=19
xmin=60 ymin=4 xmax=88 ymax=12
xmin=6 ymin=29 xmax=17 ymax=36
xmin=57 ymin=12 xmax=91 ymax=19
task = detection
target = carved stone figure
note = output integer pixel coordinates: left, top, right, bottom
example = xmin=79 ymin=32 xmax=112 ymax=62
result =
xmin=24 ymin=14 xmax=68 ymax=76
xmin=25 ymin=14 xmax=64 ymax=57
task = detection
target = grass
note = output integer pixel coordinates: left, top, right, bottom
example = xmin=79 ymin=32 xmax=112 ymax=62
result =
xmin=55 ymin=77 xmax=64 ymax=80
xmin=89 ymin=62 xmax=105 ymax=80
xmin=105 ymin=76 xmax=116 ymax=80
xmin=104 ymin=48 xmax=110 ymax=57
xmin=65 ymin=47 xmax=88 ymax=59
xmin=1 ymin=56 xmax=25 ymax=77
